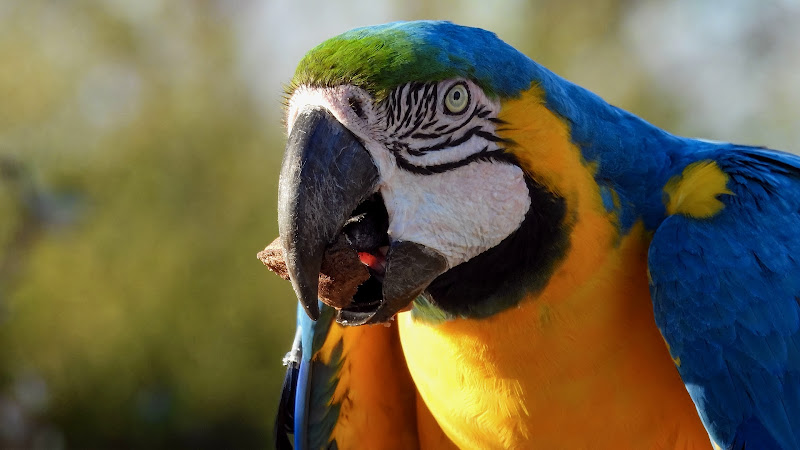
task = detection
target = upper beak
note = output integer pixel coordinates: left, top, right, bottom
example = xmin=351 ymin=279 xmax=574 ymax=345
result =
xmin=278 ymin=106 xmax=447 ymax=324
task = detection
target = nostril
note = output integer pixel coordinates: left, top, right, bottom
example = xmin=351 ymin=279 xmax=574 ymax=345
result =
xmin=348 ymin=96 xmax=366 ymax=119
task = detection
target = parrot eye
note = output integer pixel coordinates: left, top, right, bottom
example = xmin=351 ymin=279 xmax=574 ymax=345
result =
xmin=443 ymin=82 xmax=470 ymax=114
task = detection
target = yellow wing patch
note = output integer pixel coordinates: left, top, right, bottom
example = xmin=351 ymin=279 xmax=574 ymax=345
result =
xmin=664 ymin=160 xmax=733 ymax=218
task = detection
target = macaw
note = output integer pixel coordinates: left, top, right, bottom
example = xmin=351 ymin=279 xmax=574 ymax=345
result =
xmin=271 ymin=21 xmax=800 ymax=449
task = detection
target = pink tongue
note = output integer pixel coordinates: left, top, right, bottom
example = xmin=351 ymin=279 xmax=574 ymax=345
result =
xmin=358 ymin=252 xmax=386 ymax=274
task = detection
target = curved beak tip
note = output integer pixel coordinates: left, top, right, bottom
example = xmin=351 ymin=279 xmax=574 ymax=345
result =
xmin=295 ymin=284 xmax=320 ymax=321
xmin=301 ymin=302 xmax=320 ymax=321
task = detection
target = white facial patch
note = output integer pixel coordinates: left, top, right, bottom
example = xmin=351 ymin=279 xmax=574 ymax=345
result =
xmin=286 ymin=80 xmax=532 ymax=269
xmin=381 ymin=161 xmax=530 ymax=268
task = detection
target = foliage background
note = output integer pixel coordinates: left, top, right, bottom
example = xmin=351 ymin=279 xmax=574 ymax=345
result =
xmin=0 ymin=0 xmax=798 ymax=448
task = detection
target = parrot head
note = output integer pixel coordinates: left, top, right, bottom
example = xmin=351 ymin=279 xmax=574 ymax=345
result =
xmin=279 ymin=21 xmax=575 ymax=325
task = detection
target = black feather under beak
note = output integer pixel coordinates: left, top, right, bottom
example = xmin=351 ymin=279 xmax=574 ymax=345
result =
xmin=278 ymin=107 xmax=447 ymax=325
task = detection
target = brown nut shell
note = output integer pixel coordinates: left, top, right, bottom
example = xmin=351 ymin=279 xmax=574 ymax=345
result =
xmin=257 ymin=236 xmax=369 ymax=309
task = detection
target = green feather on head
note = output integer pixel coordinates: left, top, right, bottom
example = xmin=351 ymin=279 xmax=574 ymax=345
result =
xmin=286 ymin=21 xmax=538 ymax=101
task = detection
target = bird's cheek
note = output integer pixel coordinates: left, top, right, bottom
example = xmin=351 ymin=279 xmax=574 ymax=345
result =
xmin=381 ymin=182 xmax=440 ymax=250
xmin=380 ymin=162 xmax=531 ymax=269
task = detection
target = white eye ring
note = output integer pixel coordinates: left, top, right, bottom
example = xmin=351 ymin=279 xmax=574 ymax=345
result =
xmin=444 ymin=83 xmax=469 ymax=114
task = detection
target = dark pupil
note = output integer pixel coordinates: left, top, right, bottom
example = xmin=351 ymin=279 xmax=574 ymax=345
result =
xmin=452 ymin=90 xmax=461 ymax=101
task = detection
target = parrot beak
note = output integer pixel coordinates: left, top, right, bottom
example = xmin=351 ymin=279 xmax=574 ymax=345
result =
xmin=278 ymin=107 xmax=448 ymax=325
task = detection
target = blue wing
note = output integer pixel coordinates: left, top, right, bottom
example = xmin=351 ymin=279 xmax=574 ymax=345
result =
xmin=274 ymin=302 xmax=337 ymax=450
xmin=649 ymin=147 xmax=800 ymax=449
xmin=274 ymin=302 xmax=421 ymax=449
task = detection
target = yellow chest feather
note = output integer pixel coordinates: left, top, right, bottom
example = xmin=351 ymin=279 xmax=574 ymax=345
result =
xmin=397 ymin=223 xmax=709 ymax=449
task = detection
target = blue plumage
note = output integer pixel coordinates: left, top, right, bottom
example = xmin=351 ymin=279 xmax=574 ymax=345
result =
xmin=650 ymin=149 xmax=800 ymax=449
xmin=276 ymin=302 xmax=341 ymax=450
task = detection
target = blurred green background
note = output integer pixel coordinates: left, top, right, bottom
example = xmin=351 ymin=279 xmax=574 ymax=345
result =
xmin=0 ymin=0 xmax=798 ymax=448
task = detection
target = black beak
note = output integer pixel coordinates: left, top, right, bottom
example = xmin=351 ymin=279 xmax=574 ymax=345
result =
xmin=278 ymin=107 xmax=447 ymax=324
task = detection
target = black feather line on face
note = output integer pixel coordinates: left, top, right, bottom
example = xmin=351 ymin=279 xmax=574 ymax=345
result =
xmin=393 ymin=147 xmax=515 ymax=175
xmin=420 ymin=104 xmax=484 ymax=138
